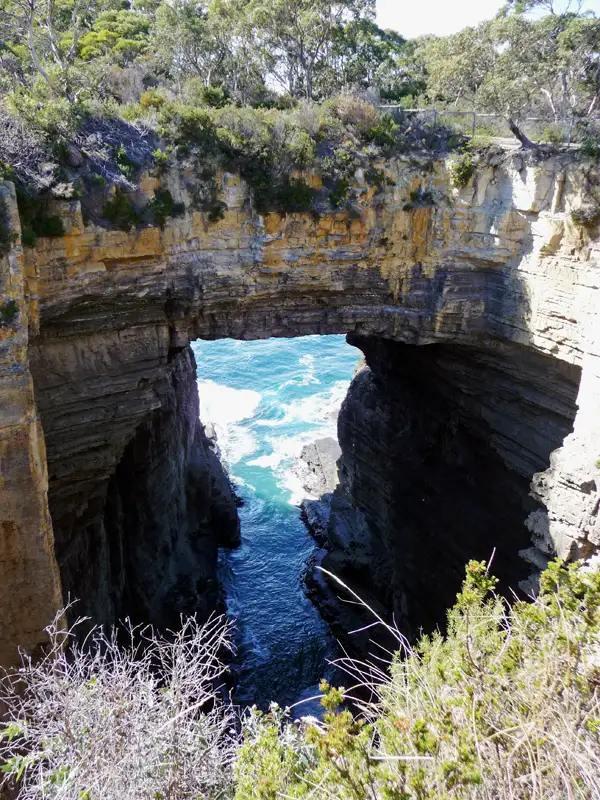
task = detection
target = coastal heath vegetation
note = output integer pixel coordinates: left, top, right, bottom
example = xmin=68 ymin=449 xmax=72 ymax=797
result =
xmin=1 ymin=558 xmax=599 ymax=798
xmin=0 ymin=0 xmax=599 ymax=219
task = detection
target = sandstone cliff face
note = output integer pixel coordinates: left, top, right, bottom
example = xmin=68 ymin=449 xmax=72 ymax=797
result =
xmin=0 ymin=148 xmax=598 ymax=663
xmin=0 ymin=183 xmax=62 ymax=668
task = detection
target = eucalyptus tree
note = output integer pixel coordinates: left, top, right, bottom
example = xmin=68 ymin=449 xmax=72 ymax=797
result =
xmin=247 ymin=0 xmax=376 ymax=99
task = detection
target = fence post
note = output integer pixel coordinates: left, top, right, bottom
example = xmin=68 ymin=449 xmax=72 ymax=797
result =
xmin=472 ymin=112 xmax=476 ymax=137
xmin=433 ymin=109 xmax=437 ymax=127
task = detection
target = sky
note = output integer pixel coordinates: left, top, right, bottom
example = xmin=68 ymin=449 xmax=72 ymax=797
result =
xmin=376 ymin=0 xmax=600 ymax=38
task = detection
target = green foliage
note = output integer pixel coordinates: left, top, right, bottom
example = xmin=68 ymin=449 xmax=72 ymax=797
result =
xmin=450 ymin=152 xmax=476 ymax=188
xmin=102 ymin=188 xmax=142 ymax=231
xmin=234 ymin=558 xmax=600 ymax=798
xmin=152 ymin=149 xmax=171 ymax=174
xmin=114 ymin=144 xmax=137 ymax=179
xmin=147 ymin=188 xmax=185 ymax=228
xmin=0 ymin=197 xmax=15 ymax=256
xmin=32 ymin=214 xmax=65 ymax=238
xmin=272 ymin=178 xmax=316 ymax=214
xmin=364 ymin=113 xmax=400 ymax=149
xmin=20 ymin=227 xmax=37 ymax=248
xmin=542 ymin=124 xmax=564 ymax=145
xmin=328 ymin=178 xmax=351 ymax=207
xmin=199 ymin=85 xmax=231 ymax=109
xmin=8 ymin=93 xmax=88 ymax=141
xmin=581 ymin=136 xmax=600 ymax=160
xmin=15 ymin=188 xmax=64 ymax=244
xmin=140 ymin=90 xmax=166 ymax=110
xmin=571 ymin=205 xmax=600 ymax=228
xmin=1 ymin=559 xmax=599 ymax=798
xmin=208 ymin=201 xmax=228 ymax=223
xmin=0 ymin=299 xmax=19 ymax=327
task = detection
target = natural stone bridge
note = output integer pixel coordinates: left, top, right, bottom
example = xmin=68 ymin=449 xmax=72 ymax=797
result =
xmin=1 ymin=151 xmax=599 ymax=666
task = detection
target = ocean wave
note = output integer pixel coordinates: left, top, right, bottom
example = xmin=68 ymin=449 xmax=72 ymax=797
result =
xmin=248 ymin=432 xmax=327 ymax=505
xmin=279 ymin=380 xmax=348 ymax=431
xmin=197 ymin=380 xmax=262 ymax=466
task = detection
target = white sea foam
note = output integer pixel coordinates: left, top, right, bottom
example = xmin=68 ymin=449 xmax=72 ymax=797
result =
xmin=197 ymin=380 xmax=261 ymax=466
xmin=279 ymin=380 xmax=348 ymax=431
xmin=248 ymin=429 xmax=333 ymax=505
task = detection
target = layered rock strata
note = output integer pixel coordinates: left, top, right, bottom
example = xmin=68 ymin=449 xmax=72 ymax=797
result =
xmin=305 ymin=334 xmax=582 ymax=640
xmin=0 ymin=148 xmax=598 ymax=663
xmin=0 ymin=183 xmax=62 ymax=668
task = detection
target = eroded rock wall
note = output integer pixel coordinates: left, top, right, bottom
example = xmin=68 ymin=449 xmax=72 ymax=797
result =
xmin=0 ymin=183 xmax=62 ymax=668
xmin=29 ymin=337 xmax=239 ymax=629
xmin=0 ymin=148 xmax=598 ymax=663
xmin=307 ymin=335 xmax=582 ymax=638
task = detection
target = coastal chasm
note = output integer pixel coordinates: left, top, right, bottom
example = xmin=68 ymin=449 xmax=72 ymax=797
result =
xmin=0 ymin=150 xmax=599 ymax=665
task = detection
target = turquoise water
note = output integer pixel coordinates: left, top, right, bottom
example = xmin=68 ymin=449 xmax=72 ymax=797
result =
xmin=191 ymin=335 xmax=359 ymax=712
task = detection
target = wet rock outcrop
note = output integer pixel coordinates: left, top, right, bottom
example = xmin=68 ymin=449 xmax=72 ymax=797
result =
xmin=0 ymin=148 xmax=598 ymax=664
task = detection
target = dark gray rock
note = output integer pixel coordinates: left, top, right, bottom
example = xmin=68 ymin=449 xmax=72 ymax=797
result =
xmin=35 ymin=344 xmax=240 ymax=631
xmin=306 ymin=335 xmax=581 ymax=643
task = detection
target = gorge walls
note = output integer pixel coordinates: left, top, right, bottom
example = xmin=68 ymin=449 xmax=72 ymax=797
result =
xmin=309 ymin=335 xmax=582 ymax=638
xmin=30 ymin=337 xmax=239 ymax=630
xmin=0 ymin=148 xmax=599 ymax=663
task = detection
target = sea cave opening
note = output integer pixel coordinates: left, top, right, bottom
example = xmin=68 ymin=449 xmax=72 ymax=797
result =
xmin=192 ymin=334 xmax=359 ymax=712
xmin=30 ymin=330 xmax=583 ymax=712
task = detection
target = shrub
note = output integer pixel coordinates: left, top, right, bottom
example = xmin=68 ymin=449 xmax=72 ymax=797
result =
xmin=15 ymin=187 xmax=65 ymax=243
xmin=0 ymin=299 xmax=18 ymax=327
xmin=32 ymin=213 xmax=64 ymax=238
xmin=364 ymin=113 xmax=400 ymax=149
xmin=103 ymin=187 xmax=142 ymax=230
xmin=581 ymin=136 xmax=600 ymax=159
xmin=235 ymin=559 xmax=600 ymax=799
xmin=139 ymin=89 xmax=165 ymax=110
xmin=0 ymin=614 xmax=237 ymax=799
xmin=272 ymin=177 xmax=316 ymax=214
xmin=114 ymin=143 xmax=137 ymax=179
xmin=147 ymin=188 xmax=185 ymax=228
xmin=0 ymin=197 xmax=15 ymax=256
xmin=8 ymin=92 xmax=88 ymax=141
xmin=20 ymin=226 xmax=37 ymax=247
xmin=571 ymin=205 xmax=600 ymax=228
xmin=152 ymin=148 xmax=170 ymax=174
xmin=542 ymin=124 xmax=564 ymax=145
xmin=450 ymin=151 xmax=476 ymax=188
xmin=2 ymin=560 xmax=599 ymax=798
xmin=208 ymin=200 xmax=228 ymax=223
xmin=328 ymin=177 xmax=350 ymax=207
xmin=331 ymin=95 xmax=381 ymax=137
xmin=200 ymin=85 xmax=231 ymax=109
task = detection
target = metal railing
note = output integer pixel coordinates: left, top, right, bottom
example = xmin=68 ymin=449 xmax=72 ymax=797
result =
xmin=379 ymin=106 xmax=600 ymax=145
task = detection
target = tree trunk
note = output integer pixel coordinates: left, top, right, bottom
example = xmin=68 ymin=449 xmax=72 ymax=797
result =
xmin=506 ymin=117 xmax=536 ymax=149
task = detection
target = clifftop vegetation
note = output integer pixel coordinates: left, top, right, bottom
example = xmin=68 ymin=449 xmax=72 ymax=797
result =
xmin=0 ymin=0 xmax=598 ymax=193
xmin=1 ymin=559 xmax=599 ymax=798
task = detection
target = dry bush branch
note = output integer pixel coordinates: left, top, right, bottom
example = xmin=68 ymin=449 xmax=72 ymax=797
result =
xmin=0 ymin=611 xmax=238 ymax=800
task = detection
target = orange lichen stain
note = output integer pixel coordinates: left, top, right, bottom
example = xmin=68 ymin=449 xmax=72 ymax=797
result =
xmin=410 ymin=207 xmax=432 ymax=262
xmin=263 ymin=214 xmax=283 ymax=236
xmin=138 ymin=175 xmax=160 ymax=197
